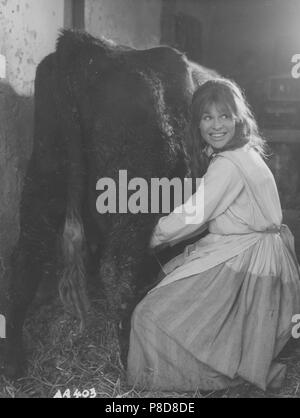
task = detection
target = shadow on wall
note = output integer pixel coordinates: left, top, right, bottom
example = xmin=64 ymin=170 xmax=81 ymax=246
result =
xmin=0 ymin=81 xmax=33 ymax=310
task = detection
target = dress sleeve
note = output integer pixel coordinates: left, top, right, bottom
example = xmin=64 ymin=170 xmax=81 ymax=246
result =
xmin=150 ymin=156 xmax=244 ymax=248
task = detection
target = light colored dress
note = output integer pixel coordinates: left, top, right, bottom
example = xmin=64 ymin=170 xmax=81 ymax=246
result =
xmin=127 ymin=145 xmax=300 ymax=392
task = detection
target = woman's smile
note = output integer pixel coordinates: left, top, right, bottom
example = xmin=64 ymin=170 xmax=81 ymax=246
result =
xmin=209 ymin=131 xmax=228 ymax=139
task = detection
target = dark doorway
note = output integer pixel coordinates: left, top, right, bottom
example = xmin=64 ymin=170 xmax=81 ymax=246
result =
xmin=174 ymin=13 xmax=203 ymax=63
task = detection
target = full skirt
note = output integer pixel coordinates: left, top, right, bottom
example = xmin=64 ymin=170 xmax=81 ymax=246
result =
xmin=127 ymin=230 xmax=300 ymax=392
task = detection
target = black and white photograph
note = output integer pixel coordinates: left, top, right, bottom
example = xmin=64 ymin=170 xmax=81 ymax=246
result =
xmin=0 ymin=0 xmax=300 ymax=400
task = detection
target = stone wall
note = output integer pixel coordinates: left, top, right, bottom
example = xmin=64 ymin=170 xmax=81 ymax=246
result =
xmin=0 ymin=81 xmax=33 ymax=308
xmin=0 ymin=0 xmax=64 ymax=95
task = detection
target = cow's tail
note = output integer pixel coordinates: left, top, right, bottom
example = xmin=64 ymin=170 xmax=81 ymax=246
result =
xmin=58 ymin=146 xmax=90 ymax=329
xmin=56 ymin=31 xmax=90 ymax=327
xmin=59 ymin=207 xmax=90 ymax=329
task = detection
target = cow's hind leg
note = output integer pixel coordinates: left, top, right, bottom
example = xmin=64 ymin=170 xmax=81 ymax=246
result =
xmin=100 ymin=250 xmax=137 ymax=367
xmin=100 ymin=217 xmax=156 ymax=367
xmin=4 ymin=163 xmax=65 ymax=378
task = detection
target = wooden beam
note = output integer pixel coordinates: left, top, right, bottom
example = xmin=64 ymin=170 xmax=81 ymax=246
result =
xmin=64 ymin=0 xmax=85 ymax=30
xmin=73 ymin=0 xmax=85 ymax=29
xmin=64 ymin=0 xmax=73 ymax=29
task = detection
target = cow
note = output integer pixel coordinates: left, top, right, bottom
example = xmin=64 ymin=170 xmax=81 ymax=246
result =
xmin=2 ymin=29 xmax=216 ymax=378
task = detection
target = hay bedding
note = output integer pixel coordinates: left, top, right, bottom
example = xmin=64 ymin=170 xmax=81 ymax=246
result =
xmin=0 ymin=276 xmax=299 ymax=399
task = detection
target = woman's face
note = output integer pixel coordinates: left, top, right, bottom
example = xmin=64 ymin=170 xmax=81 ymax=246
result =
xmin=199 ymin=103 xmax=236 ymax=150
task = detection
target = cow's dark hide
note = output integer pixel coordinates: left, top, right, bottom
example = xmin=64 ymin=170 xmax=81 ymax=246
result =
xmin=3 ymin=30 xmax=215 ymax=378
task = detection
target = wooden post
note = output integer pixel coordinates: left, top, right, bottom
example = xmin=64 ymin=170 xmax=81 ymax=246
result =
xmin=64 ymin=0 xmax=85 ymax=30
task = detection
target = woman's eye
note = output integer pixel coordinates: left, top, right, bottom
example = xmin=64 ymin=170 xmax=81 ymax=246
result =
xmin=202 ymin=115 xmax=211 ymax=121
xmin=221 ymin=114 xmax=229 ymax=119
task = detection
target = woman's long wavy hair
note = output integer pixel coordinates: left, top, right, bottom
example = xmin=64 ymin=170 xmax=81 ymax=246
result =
xmin=187 ymin=77 xmax=267 ymax=176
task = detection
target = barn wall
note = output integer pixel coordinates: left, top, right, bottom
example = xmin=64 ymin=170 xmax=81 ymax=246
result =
xmin=161 ymin=0 xmax=300 ymax=79
xmin=0 ymin=0 xmax=64 ymax=95
xmin=0 ymin=0 xmax=64 ymax=306
xmin=85 ymin=0 xmax=162 ymax=48
xmin=207 ymin=0 xmax=300 ymax=79
xmin=160 ymin=0 xmax=215 ymax=63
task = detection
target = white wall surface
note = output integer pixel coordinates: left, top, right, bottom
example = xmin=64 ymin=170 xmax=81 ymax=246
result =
xmin=0 ymin=0 xmax=64 ymax=96
xmin=85 ymin=0 xmax=162 ymax=49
